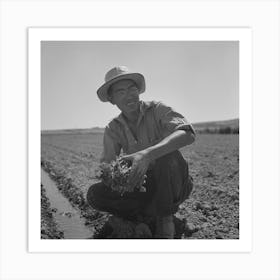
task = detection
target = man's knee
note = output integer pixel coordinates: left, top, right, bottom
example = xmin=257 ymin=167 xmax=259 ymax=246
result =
xmin=86 ymin=182 xmax=105 ymax=208
xmin=154 ymin=151 xmax=182 ymax=169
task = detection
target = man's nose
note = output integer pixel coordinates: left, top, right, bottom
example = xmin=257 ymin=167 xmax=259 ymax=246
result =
xmin=128 ymin=90 xmax=138 ymax=98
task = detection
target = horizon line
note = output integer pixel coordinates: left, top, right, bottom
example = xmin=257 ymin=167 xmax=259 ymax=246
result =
xmin=41 ymin=117 xmax=239 ymax=132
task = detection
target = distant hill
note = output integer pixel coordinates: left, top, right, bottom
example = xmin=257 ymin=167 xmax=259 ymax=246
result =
xmin=192 ymin=118 xmax=239 ymax=132
xmin=41 ymin=119 xmax=239 ymax=135
xmin=41 ymin=127 xmax=104 ymax=135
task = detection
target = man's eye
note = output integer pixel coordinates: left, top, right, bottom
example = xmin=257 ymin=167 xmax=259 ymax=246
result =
xmin=129 ymin=87 xmax=138 ymax=92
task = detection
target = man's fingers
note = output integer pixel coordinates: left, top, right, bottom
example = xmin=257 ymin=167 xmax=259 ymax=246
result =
xmin=128 ymin=175 xmax=145 ymax=191
xmin=128 ymin=174 xmax=141 ymax=190
xmin=127 ymin=162 xmax=147 ymax=191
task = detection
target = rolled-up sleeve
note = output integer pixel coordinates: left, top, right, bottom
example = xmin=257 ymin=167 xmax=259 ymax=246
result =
xmin=154 ymin=102 xmax=195 ymax=136
xmin=100 ymin=124 xmax=122 ymax=163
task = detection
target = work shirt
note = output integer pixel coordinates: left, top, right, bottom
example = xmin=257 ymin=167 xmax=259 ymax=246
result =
xmin=100 ymin=100 xmax=195 ymax=163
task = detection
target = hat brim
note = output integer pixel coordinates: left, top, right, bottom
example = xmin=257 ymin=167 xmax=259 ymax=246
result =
xmin=97 ymin=73 xmax=146 ymax=102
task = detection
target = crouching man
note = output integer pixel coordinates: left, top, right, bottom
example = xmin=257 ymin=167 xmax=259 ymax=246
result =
xmin=87 ymin=66 xmax=195 ymax=238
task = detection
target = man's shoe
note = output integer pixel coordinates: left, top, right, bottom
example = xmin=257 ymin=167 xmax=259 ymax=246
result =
xmin=154 ymin=215 xmax=175 ymax=239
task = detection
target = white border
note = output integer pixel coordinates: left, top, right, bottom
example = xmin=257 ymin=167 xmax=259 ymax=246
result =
xmin=29 ymin=27 xmax=252 ymax=253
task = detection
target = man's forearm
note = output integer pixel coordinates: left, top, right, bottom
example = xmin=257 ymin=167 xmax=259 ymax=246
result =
xmin=144 ymin=129 xmax=195 ymax=162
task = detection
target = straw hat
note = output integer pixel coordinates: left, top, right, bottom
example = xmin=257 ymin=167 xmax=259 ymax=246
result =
xmin=97 ymin=66 xmax=146 ymax=102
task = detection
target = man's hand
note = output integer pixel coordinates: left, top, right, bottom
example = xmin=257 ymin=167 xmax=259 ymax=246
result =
xmin=120 ymin=150 xmax=150 ymax=191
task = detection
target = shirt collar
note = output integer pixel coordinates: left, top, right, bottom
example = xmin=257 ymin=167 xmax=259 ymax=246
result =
xmin=115 ymin=100 xmax=150 ymax=126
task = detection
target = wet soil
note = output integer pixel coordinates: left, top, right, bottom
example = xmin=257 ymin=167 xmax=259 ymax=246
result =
xmin=41 ymin=161 xmax=109 ymax=237
xmin=41 ymin=183 xmax=64 ymax=239
xmin=41 ymin=169 xmax=94 ymax=239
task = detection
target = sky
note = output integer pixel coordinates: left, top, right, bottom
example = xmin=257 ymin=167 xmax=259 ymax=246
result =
xmin=41 ymin=41 xmax=239 ymax=130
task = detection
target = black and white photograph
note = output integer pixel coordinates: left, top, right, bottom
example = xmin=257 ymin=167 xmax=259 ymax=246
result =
xmin=1 ymin=1 xmax=280 ymax=279
xmin=40 ymin=40 xmax=239 ymax=240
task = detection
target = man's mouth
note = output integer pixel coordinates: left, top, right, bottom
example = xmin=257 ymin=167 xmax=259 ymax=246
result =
xmin=127 ymin=101 xmax=137 ymax=106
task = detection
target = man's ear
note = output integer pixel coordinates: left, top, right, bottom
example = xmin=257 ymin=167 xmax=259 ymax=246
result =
xmin=107 ymin=90 xmax=115 ymax=104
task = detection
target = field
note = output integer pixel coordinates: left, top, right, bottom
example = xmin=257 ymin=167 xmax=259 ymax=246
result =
xmin=41 ymin=132 xmax=239 ymax=239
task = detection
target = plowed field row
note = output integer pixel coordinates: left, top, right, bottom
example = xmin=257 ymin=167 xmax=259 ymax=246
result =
xmin=41 ymin=132 xmax=239 ymax=239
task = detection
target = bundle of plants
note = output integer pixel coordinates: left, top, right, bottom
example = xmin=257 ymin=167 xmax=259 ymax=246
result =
xmin=95 ymin=157 xmax=147 ymax=196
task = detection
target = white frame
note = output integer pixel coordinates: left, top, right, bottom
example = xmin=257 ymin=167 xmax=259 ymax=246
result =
xmin=29 ymin=27 xmax=252 ymax=253
xmin=1 ymin=1 xmax=279 ymax=279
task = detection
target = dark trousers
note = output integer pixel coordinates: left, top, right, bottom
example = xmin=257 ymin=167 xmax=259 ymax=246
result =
xmin=86 ymin=151 xmax=193 ymax=218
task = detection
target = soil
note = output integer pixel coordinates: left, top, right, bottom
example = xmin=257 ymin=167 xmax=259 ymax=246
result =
xmin=41 ymin=133 xmax=239 ymax=239
xmin=41 ymin=183 xmax=64 ymax=239
xmin=41 ymin=161 xmax=109 ymax=236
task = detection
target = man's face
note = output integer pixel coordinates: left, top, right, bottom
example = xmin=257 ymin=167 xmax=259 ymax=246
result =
xmin=109 ymin=79 xmax=140 ymax=115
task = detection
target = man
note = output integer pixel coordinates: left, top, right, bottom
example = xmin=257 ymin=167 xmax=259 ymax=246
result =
xmin=87 ymin=66 xmax=195 ymax=238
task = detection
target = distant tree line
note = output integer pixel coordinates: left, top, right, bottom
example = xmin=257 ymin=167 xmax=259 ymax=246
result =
xmin=196 ymin=127 xmax=239 ymax=134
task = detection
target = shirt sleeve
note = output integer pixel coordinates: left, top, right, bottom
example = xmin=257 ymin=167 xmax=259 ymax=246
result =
xmin=154 ymin=101 xmax=196 ymax=137
xmin=100 ymin=124 xmax=122 ymax=163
